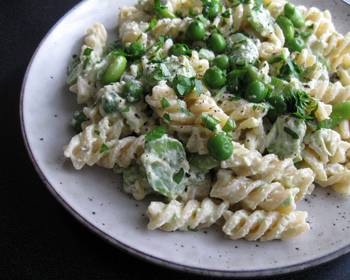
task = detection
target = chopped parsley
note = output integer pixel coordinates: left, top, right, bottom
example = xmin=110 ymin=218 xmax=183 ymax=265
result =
xmin=161 ymin=97 xmax=171 ymax=109
xmin=172 ymin=75 xmax=195 ymax=97
xmin=100 ymin=143 xmax=110 ymax=154
xmin=284 ymin=127 xmax=299 ymax=139
xmin=145 ymin=126 xmax=167 ymax=142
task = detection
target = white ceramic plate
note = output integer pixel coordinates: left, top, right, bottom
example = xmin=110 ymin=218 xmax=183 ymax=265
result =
xmin=21 ymin=0 xmax=350 ymax=277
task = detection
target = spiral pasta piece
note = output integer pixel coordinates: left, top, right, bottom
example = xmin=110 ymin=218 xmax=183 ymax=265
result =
xmin=98 ymin=135 xmax=145 ymax=169
xmin=147 ymin=198 xmax=229 ymax=231
xmin=300 ymin=7 xmax=336 ymax=52
xmin=306 ymin=80 xmax=350 ymax=105
xmin=211 ymin=170 xmax=298 ymax=213
xmin=222 ymin=209 xmax=309 ymax=241
xmin=294 ymin=49 xmax=329 ymax=81
xmin=64 ymin=116 xmax=125 ymax=170
xmin=317 ymin=163 xmax=350 ymax=195
xmin=146 ymin=81 xmax=196 ymax=126
xmin=185 ymin=92 xmax=230 ymax=128
xmin=222 ymin=142 xmax=315 ymax=199
xmin=302 ymin=129 xmax=350 ymax=182
xmin=69 ymin=23 xmax=108 ymax=104
xmin=263 ymin=0 xmax=286 ymax=18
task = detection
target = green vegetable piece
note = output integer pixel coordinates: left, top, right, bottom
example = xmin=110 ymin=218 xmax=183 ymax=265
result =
xmin=186 ymin=20 xmax=206 ymax=42
xmin=101 ymin=55 xmax=127 ymax=85
xmin=101 ymin=91 xmax=125 ymax=114
xmin=208 ymin=133 xmax=234 ymax=161
xmin=172 ymin=75 xmax=195 ymax=96
xmin=203 ymin=67 xmax=227 ymax=89
xmin=223 ymin=118 xmax=236 ymax=132
xmin=173 ymin=168 xmax=185 ymax=184
xmin=333 ymin=101 xmax=350 ymax=119
xmin=276 ymin=16 xmax=295 ymax=42
xmin=67 ymin=55 xmax=80 ymax=86
xmin=72 ymin=111 xmax=88 ymax=133
xmin=189 ymin=154 xmax=218 ymax=173
xmin=227 ymin=68 xmax=246 ymax=94
xmin=212 ymin=54 xmax=229 ymax=70
xmin=203 ymin=0 xmax=222 ymax=20
xmin=207 ymin=33 xmax=226 ymax=53
xmin=123 ymin=81 xmax=144 ymax=103
xmin=284 ymin=3 xmax=305 ymax=28
xmin=266 ymin=115 xmax=306 ymax=161
xmin=287 ymin=37 xmax=305 ymax=52
xmin=201 ymin=113 xmax=220 ymax=131
xmin=141 ymin=135 xmax=189 ymax=199
xmin=169 ymin=43 xmax=191 ymax=56
xmin=145 ymin=126 xmax=167 ymax=142
xmin=126 ymin=42 xmax=145 ymax=59
xmin=227 ymin=33 xmax=259 ymax=66
xmin=244 ymin=80 xmax=267 ymax=103
xmin=154 ymin=0 xmax=176 ymax=18
xmin=248 ymin=5 xmax=274 ymax=35
xmin=268 ymin=94 xmax=287 ymax=115
xmin=319 ymin=101 xmax=350 ymax=129
xmin=245 ymin=65 xmax=261 ymax=83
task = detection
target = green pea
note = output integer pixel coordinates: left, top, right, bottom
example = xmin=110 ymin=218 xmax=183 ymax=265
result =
xmin=203 ymin=0 xmax=222 ymax=20
xmin=276 ymin=16 xmax=295 ymax=42
xmin=245 ymin=65 xmax=261 ymax=83
xmin=126 ymin=42 xmax=145 ymax=59
xmin=186 ymin=20 xmax=206 ymax=42
xmin=244 ymin=80 xmax=267 ymax=103
xmin=284 ymin=3 xmax=305 ymax=28
xmin=287 ymin=37 xmax=305 ymax=52
xmin=208 ymin=133 xmax=233 ymax=161
xmin=227 ymin=69 xmax=245 ymax=94
xmin=169 ymin=43 xmax=191 ymax=56
xmin=72 ymin=111 xmax=88 ymax=133
xmin=212 ymin=54 xmax=229 ymax=70
xmin=223 ymin=118 xmax=236 ymax=133
xmin=101 ymin=55 xmax=127 ymax=85
xmin=268 ymin=94 xmax=287 ymax=114
xmin=123 ymin=81 xmax=144 ymax=103
xmin=203 ymin=67 xmax=227 ymax=89
xmin=207 ymin=33 xmax=226 ymax=53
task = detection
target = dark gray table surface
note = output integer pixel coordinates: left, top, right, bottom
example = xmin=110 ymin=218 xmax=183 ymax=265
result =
xmin=1 ymin=0 xmax=350 ymax=279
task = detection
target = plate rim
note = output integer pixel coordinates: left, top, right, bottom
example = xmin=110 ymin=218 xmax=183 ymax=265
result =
xmin=19 ymin=0 xmax=350 ymax=277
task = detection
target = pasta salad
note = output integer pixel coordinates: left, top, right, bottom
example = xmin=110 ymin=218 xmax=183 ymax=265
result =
xmin=64 ymin=0 xmax=350 ymax=241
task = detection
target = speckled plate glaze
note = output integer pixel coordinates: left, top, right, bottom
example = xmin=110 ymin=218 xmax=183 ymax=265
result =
xmin=20 ymin=0 xmax=350 ymax=277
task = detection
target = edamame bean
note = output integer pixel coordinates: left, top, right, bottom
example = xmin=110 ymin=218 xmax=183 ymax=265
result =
xmin=101 ymin=55 xmax=127 ymax=85
xmin=276 ymin=16 xmax=295 ymax=42
xmin=284 ymin=3 xmax=305 ymax=28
